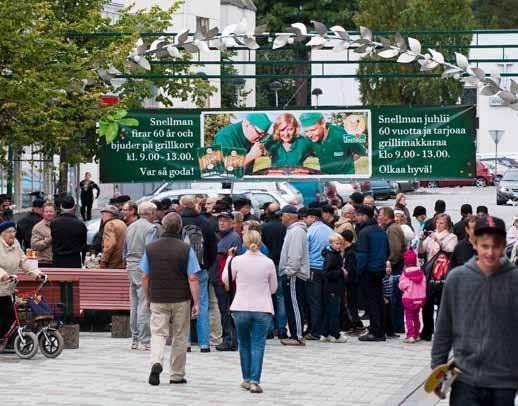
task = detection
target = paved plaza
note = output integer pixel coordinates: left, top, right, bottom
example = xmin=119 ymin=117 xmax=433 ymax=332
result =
xmin=2 ymin=332 xmax=433 ymax=406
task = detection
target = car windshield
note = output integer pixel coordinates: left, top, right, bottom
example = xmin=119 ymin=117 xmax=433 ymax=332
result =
xmin=502 ymin=171 xmax=518 ymax=181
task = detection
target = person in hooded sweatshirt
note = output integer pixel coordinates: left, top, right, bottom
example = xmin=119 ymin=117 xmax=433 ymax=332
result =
xmin=321 ymin=232 xmax=347 ymax=343
xmin=398 ymin=249 xmax=426 ymax=344
xmin=431 ymin=216 xmax=518 ymax=405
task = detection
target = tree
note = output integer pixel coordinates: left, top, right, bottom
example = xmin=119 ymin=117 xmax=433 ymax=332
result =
xmin=472 ymin=0 xmax=518 ymax=29
xmin=354 ymin=0 xmax=475 ymax=105
xmin=255 ymin=0 xmax=358 ymax=107
xmin=0 ymin=0 xmax=215 ymax=193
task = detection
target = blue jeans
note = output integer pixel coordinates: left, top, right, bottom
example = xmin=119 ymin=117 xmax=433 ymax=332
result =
xmin=450 ymin=380 xmax=516 ymax=406
xmin=188 ymin=269 xmax=209 ymax=348
xmin=232 ymin=311 xmax=272 ymax=384
xmin=270 ymin=270 xmax=287 ymax=335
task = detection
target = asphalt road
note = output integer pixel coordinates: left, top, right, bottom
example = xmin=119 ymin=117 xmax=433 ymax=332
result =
xmin=379 ymin=186 xmax=517 ymax=230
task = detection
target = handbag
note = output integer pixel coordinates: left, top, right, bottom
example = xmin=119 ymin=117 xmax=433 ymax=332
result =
xmin=224 ymin=256 xmax=236 ymax=301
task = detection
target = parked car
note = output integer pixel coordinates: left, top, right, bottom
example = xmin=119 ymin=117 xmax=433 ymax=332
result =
xmin=420 ymin=161 xmax=493 ymax=188
xmin=394 ymin=180 xmax=420 ymax=193
xmin=324 ymin=181 xmax=363 ymax=206
xmin=369 ymin=180 xmax=392 ymax=200
xmin=479 ymin=158 xmax=517 ymax=186
xmin=289 ymin=181 xmax=323 ymax=206
xmin=497 ymin=169 xmax=518 ymax=205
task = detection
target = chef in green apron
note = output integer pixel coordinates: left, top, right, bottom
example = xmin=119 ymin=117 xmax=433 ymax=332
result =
xmin=299 ymin=112 xmax=366 ymax=175
xmin=213 ymin=113 xmax=272 ymax=174
xmin=264 ymin=113 xmax=314 ymax=168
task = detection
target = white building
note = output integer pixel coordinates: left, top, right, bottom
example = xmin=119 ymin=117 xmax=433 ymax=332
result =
xmin=311 ymin=32 xmax=518 ymax=157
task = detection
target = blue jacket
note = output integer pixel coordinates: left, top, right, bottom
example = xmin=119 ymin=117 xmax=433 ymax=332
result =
xmin=356 ymin=218 xmax=388 ymax=274
xmin=307 ymin=221 xmax=333 ymax=271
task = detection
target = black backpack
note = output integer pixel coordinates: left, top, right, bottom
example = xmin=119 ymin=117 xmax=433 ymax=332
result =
xmin=182 ymin=223 xmax=205 ymax=268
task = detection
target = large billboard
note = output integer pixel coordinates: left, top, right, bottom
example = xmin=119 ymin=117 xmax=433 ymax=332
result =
xmin=99 ymin=105 xmax=476 ymax=182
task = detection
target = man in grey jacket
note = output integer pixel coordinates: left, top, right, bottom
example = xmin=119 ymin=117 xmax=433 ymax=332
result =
xmin=123 ymin=201 xmax=160 ymax=351
xmin=431 ymin=216 xmax=518 ymax=405
xmin=278 ymin=205 xmax=310 ymax=346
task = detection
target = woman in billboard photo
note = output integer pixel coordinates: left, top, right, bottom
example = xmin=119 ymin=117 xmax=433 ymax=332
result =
xmin=263 ymin=113 xmax=315 ymax=169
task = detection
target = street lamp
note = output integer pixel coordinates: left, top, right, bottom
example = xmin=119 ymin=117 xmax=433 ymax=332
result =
xmin=488 ymin=130 xmax=505 ymax=183
xmin=269 ymin=81 xmax=283 ymax=107
xmin=312 ymin=88 xmax=323 ymax=107
xmin=231 ymin=77 xmax=245 ymax=107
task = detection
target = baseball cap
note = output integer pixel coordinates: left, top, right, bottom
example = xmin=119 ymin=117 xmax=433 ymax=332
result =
xmin=299 ymin=112 xmax=324 ymax=128
xmin=246 ymin=113 xmax=272 ymax=132
xmin=281 ymin=205 xmax=298 ymax=215
xmin=474 ymin=216 xmax=506 ymax=237
xmin=32 ymin=198 xmax=45 ymax=208
xmin=217 ymin=211 xmax=234 ymax=220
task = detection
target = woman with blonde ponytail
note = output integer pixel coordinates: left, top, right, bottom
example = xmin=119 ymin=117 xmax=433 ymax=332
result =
xmin=222 ymin=230 xmax=277 ymax=394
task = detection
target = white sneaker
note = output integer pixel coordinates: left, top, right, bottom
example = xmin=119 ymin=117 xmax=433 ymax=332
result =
xmin=403 ymin=337 xmax=416 ymax=344
xmin=320 ymin=335 xmax=330 ymax=342
xmin=131 ymin=339 xmax=139 ymax=350
xmin=329 ymin=335 xmax=348 ymax=343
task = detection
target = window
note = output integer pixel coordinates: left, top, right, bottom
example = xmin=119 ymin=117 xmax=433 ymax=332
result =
xmin=196 ymin=17 xmax=210 ymax=35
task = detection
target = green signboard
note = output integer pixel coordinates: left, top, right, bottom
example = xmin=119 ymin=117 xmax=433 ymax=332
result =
xmin=99 ymin=106 xmax=476 ymax=182
xmin=99 ymin=110 xmax=201 ymax=182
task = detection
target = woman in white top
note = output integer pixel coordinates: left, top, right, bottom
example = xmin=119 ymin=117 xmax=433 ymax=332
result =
xmin=395 ymin=210 xmax=415 ymax=249
xmin=223 ymin=230 xmax=277 ymax=394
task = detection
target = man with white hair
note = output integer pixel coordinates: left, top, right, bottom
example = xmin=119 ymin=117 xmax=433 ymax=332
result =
xmin=335 ymin=204 xmax=357 ymax=241
xmin=124 ymin=201 xmax=160 ymax=350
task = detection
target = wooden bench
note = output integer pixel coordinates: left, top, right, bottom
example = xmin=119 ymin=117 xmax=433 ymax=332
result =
xmin=38 ymin=268 xmax=130 ymax=314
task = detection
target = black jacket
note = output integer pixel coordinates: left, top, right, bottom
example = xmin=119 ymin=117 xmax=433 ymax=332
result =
xmin=453 ymin=218 xmax=467 ymax=241
xmin=343 ymin=244 xmax=358 ymax=285
xmin=50 ymin=213 xmax=87 ymax=257
xmin=79 ymin=180 xmax=100 ymax=202
xmin=322 ymin=246 xmax=345 ymax=295
xmin=16 ymin=211 xmax=42 ymax=249
xmin=449 ymin=238 xmax=476 ymax=270
xmin=261 ymin=216 xmax=286 ymax=265
xmin=200 ymin=212 xmax=218 ymax=234
xmin=181 ymin=209 xmax=217 ymax=269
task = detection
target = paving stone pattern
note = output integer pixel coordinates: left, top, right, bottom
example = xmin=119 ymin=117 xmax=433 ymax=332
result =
xmin=2 ymin=333 xmax=432 ymax=406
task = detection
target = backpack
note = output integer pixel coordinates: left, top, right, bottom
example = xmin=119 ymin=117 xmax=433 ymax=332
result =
xmin=182 ymin=223 xmax=205 ymax=268
xmin=431 ymin=252 xmax=450 ymax=282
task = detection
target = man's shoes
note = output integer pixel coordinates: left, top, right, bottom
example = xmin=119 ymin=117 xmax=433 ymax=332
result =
xmin=320 ymin=335 xmax=330 ymax=342
xmin=148 ymin=363 xmax=162 ymax=386
xmin=349 ymin=327 xmax=367 ymax=336
xmin=280 ymin=338 xmax=305 ymax=346
xmin=266 ymin=332 xmax=274 ymax=340
xmin=386 ymin=333 xmax=400 ymax=339
xmin=200 ymin=347 xmax=211 ymax=353
xmin=420 ymin=334 xmax=432 ymax=342
xmin=187 ymin=347 xmax=191 ymax=352
xmin=131 ymin=339 xmax=139 ymax=350
xmin=358 ymin=333 xmax=386 ymax=342
xmin=329 ymin=335 xmax=348 ymax=343
xmin=278 ymin=331 xmax=289 ymax=340
xmin=216 ymin=343 xmax=237 ymax=351
xmin=240 ymin=381 xmax=251 ymax=391
xmin=250 ymin=383 xmax=263 ymax=394
xmin=170 ymin=378 xmax=187 ymax=384
xmin=304 ymin=333 xmax=319 ymax=341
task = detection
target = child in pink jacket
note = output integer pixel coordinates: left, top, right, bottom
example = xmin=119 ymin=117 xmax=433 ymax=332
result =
xmin=399 ymin=249 xmax=426 ymax=343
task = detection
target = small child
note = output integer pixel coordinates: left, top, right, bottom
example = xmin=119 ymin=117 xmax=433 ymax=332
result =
xmin=321 ymin=232 xmax=347 ymax=343
xmin=398 ymin=249 xmax=426 ymax=343
xmin=382 ymin=263 xmax=396 ymax=337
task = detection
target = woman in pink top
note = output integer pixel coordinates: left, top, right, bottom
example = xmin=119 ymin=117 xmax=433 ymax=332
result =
xmin=223 ymin=230 xmax=277 ymax=394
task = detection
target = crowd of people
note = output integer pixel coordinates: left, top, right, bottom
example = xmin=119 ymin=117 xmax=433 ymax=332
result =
xmin=1 ymin=180 xmax=517 ymax=403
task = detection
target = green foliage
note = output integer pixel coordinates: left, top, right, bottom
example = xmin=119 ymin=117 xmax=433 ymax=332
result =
xmin=99 ymin=109 xmax=139 ymax=144
xmin=220 ymin=51 xmax=252 ymax=108
xmin=354 ymin=0 xmax=475 ymax=105
xmin=472 ymin=0 xmax=518 ymax=28
xmin=0 ymin=0 xmax=216 ymax=178
xmin=203 ymin=113 xmax=234 ymax=145
xmin=255 ymin=0 xmax=358 ymax=107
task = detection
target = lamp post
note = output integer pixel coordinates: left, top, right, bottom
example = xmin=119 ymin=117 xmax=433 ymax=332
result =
xmin=269 ymin=81 xmax=282 ymax=107
xmin=231 ymin=77 xmax=245 ymax=107
xmin=488 ymin=130 xmax=505 ymax=183
xmin=312 ymin=88 xmax=323 ymax=107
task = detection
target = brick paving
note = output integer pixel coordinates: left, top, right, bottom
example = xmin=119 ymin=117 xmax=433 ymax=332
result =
xmin=1 ymin=332 xmax=433 ymax=405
